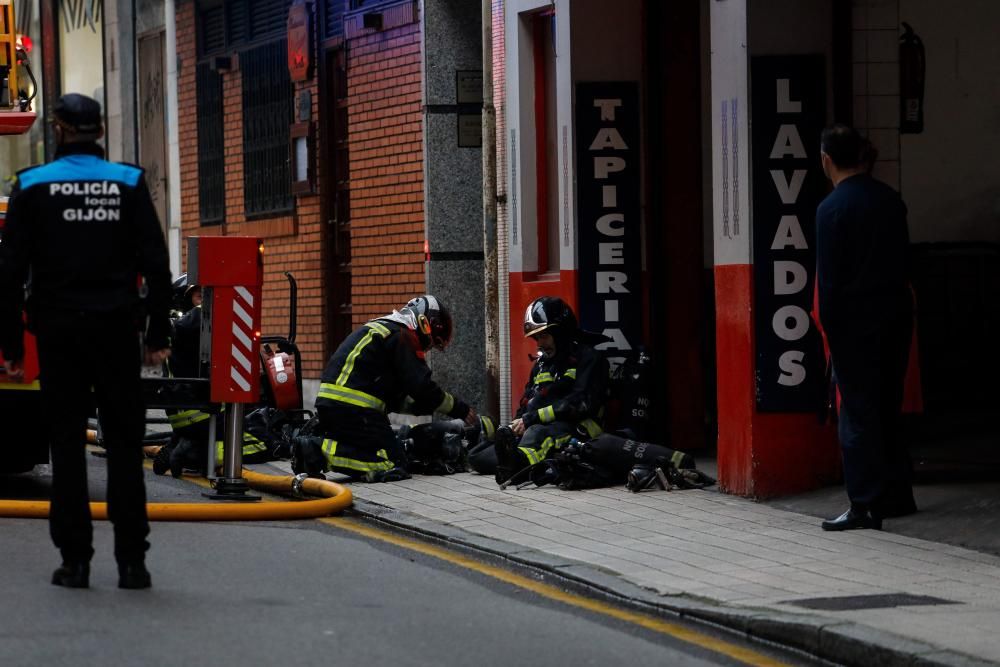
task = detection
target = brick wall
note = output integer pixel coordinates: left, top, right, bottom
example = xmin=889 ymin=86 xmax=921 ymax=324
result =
xmin=176 ymin=2 xmax=328 ymax=377
xmin=345 ymin=21 xmax=426 ymax=326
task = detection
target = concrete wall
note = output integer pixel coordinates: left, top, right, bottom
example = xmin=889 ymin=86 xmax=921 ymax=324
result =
xmin=422 ymin=0 xmax=486 ymax=411
xmin=898 ymin=0 xmax=1000 ymax=243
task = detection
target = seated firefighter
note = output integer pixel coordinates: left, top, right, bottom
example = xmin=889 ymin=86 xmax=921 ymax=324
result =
xmin=152 ymin=274 xmax=272 ymax=477
xmin=292 ymin=295 xmax=478 ymax=481
xmin=468 ymin=296 xmax=609 ymax=486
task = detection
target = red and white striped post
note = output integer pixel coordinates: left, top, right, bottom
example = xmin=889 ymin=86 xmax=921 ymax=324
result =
xmin=188 ymin=236 xmax=264 ymax=500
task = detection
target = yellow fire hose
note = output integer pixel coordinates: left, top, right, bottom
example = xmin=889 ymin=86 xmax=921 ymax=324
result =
xmin=0 ymin=468 xmax=353 ymax=521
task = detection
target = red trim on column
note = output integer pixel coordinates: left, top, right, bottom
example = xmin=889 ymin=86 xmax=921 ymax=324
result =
xmin=714 ymin=264 xmax=755 ymax=495
xmin=715 ymin=263 xmax=841 ymax=498
xmin=532 ymin=14 xmax=549 ymax=274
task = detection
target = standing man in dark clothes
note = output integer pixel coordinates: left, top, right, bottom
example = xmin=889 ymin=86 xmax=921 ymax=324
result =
xmin=0 ymin=94 xmax=172 ymax=587
xmin=816 ymin=124 xmax=916 ymax=531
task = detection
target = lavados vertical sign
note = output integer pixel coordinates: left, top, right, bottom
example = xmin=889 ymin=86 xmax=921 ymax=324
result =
xmin=751 ymin=56 xmax=827 ymax=412
xmin=576 ymin=82 xmax=642 ymax=367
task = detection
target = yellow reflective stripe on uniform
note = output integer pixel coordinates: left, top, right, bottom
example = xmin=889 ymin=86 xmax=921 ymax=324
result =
xmin=538 ymin=405 xmax=556 ymax=423
xmin=320 ymin=438 xmax=395 ymax=473
xmin=671 ymin=451 xmax=687 ymax=468
xmin=481 ymin=416 xmax=495 ymax=439
xmin=564 ymin=368 xmax=577 ymax=380
xmin=534 ymin=372 xmax=554 ymax=384
xmin=579 ymin=418 xmax=602 ymax=438
xmin=518 ymin=433 xmax=572 ymax=465
xmin=317 ymin=382 xmax=386 ymax=413
xmin=169 ymin=409 xmax=212 ymax=429
xmin=214 ymin=434 xmax=269 ymax=463
xmin=436 ymin=392 xmax=455 ymax=415
xmin=335 ymin=322 xmax=389 ymax=386
xmin=367 ymin=321 xmax=391 ymax=337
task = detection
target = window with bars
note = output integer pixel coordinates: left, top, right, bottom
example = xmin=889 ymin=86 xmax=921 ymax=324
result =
xmin=241 ymin=40 xmax=294 ymax=218
xmin=196 ymin=64 xmax=225 ymax=225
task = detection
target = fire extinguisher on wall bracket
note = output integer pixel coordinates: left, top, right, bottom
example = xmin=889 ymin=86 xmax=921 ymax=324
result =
xmin=899 ymin=22 xmax=925 ymax=134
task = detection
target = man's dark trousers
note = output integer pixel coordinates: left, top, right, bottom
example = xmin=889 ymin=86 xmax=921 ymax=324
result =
xmin=35 ymin=309 xmax=149 ymax=565
xmin=833 ymin=310 xmax=913 ymax=513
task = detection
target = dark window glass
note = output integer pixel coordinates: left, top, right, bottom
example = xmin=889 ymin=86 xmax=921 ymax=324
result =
xmin=241 ymin=40 xmax=294 ymax=218
xmin=196 ymin=64 xmax=225 ymax=225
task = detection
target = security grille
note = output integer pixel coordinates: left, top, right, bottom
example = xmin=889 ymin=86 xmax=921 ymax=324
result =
xmin=196 ymin=64 xmax=225 ymax=225
xmin=241 ymin=40 xmax=294 ymax=218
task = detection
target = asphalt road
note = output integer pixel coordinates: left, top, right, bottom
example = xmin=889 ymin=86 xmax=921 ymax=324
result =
xmin=0 ymin=455 xmax=814 ymax=667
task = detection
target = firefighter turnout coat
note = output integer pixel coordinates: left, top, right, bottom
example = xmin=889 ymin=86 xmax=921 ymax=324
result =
xmin=313 ymin=317 xmax=471 ymax=475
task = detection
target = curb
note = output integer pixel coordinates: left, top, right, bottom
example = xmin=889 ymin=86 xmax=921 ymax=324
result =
xmin=347 ymin=497 xmax=992 ymax=667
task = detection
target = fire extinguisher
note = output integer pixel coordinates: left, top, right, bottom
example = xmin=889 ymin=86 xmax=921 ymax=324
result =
xmin=899 ymin=22 xmax=925 ymax=134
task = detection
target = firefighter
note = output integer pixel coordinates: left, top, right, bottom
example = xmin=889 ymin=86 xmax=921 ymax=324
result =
xmin=0 ymin=93 xmax=171 ymax=589
xmin=152 ymin=273 xmax=271 ymax=477
xmin=480 ymin=297 xmax=610 ymax=487
xmin=293 ymin=295 xmax=477 ymax=481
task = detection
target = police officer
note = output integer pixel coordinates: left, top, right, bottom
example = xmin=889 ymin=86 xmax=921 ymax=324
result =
xmin=293 ymin=295 xmax=477 ymax=481
xmin=478 ymin=297 xmax=609 ymax=486
xmin=0 ymin=93 xmax=172 ymax=588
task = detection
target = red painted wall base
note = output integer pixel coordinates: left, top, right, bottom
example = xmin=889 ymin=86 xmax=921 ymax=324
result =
xmin=715 ymin=264 xmax=841 ymax=498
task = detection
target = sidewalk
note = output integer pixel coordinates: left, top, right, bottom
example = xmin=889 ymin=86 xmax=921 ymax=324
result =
xmin=267 ymin=459 xmax=999 ymax=666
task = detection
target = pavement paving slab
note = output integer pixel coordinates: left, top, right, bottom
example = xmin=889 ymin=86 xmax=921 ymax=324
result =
xmin=262 ymin=460 xmax=1000 ymax=667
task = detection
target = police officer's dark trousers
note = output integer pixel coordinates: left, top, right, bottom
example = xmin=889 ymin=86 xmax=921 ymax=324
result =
xmin=35 ymin=309 xmax=149 ymax=565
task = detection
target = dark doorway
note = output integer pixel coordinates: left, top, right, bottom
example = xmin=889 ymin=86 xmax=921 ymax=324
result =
xmin=322 ymin=47 xmax=352 ymax=353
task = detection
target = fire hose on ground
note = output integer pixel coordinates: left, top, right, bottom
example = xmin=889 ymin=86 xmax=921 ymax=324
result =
xmin=0 ymin=468 xmax=353 ymax=521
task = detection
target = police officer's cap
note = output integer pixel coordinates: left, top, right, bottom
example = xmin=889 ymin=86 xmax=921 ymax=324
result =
xmin=52 ymin=93 xmax=103 ymax=134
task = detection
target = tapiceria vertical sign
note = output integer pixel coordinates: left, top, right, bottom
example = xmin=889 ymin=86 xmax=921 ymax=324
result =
xmin=750 ymin=56 xmax=827 ymax=411
xmin=575 ymin=82 xmax=642 ymax=368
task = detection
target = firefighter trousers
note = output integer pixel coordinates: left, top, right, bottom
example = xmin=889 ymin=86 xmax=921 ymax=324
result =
xmin=34 ymin=309 xmax=149 ymax=565
xmin=316 ymin=404 xmax=407 ymax=478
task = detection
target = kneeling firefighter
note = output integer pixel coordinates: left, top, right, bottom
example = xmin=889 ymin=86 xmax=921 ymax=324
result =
xmin=152 ymin=274 xmax=272 ymax=477
xmin=469 ymin=297 xmax=609 ymax=486
xmin=293 ymin=295 xmax=478 ymax=481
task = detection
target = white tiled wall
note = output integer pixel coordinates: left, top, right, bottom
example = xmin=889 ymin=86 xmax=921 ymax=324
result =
xmin=852 ymin=0 xmax=900 ymax=191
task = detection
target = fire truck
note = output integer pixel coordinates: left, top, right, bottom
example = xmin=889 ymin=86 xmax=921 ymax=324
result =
xmin=0 ymin=0 xmax=44 ymax=473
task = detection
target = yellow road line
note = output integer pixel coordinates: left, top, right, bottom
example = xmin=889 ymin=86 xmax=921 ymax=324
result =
xmin=320 ymin=517 xmax=792 ymax=667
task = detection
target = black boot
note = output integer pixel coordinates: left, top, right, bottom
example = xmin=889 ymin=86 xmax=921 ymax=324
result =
xmin=118 ymin=562 xmax=152 ymax=590
xmin=291 ymin=436 xmax=327 ymax=479
xmin=52 ymin=562 xmax=90 ymax=588
xmin=493 ymin=426 xmax=517 ymax=486
xmin=821 ymin=505 xmax=882 ymax=531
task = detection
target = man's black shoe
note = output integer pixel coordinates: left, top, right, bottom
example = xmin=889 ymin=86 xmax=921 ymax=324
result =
xmin=52 ymin=562 xmax=90 ymax=588
xmin=821 ymin=508 xmax=882 ymax=531
xmin=118 ymin=563 xmax=152 ymax=590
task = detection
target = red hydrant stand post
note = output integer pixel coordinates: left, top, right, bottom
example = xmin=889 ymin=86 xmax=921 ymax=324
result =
xmin=187 ymin=236 xmax=264 ymax=501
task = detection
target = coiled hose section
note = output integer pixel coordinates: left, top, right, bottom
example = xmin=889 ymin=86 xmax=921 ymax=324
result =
xmin=0 ymin=469 xmax=353 ymax=521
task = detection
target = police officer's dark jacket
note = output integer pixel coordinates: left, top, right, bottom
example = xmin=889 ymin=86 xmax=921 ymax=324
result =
xmin=0 ymin=142 xmax=171 ymax=361
xmin=316 ymin=318 xmax=470 ymax=420
xmin=517 ymin=340 xmax=609 ymax=432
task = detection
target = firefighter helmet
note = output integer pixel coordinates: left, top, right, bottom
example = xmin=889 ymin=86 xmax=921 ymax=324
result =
xmin=171 ymin=273 xmax=200 ymax=314
xmin=402 ymin=295 xmax=453 ymax=351
xmin=523 ymin=296 xmax=577 ymax=338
